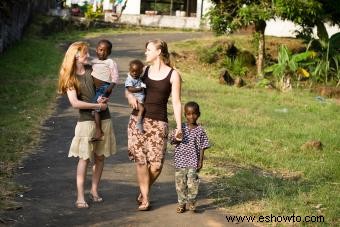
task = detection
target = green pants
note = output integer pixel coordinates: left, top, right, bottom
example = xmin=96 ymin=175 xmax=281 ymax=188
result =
xmin=175 ymin=168 xmax=200 ymax=205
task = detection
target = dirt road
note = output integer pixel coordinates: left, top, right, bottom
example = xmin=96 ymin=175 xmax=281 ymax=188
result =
xmin=1 ymin=32 xmax=251 ymax=227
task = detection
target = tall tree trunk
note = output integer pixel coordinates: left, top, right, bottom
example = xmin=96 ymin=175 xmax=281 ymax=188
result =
xmin=255 ymin=20 xmax=266 ymax=77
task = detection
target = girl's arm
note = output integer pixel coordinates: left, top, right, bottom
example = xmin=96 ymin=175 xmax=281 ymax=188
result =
xmin=170 ymin=70 xmax=182 ymax=133
xmin=67 ymin=89 xmax=107 ymax=111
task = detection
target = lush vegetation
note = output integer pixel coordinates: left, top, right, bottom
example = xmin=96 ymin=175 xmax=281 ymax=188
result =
xmin=207 ymin=0 xmax=340 ymax=81
xmin=171 ymin=36 xmax=340 ymax=225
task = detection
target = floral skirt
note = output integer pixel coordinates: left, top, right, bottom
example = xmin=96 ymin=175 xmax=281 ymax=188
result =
xmin=127 ymin=115 xmax=168 ymax=169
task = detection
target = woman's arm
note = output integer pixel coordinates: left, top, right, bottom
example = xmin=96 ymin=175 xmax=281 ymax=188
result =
xmin=171 ymin=70 xmax=182 ymax=131
xmin=67 ymin=89 xmax=107 ymax=111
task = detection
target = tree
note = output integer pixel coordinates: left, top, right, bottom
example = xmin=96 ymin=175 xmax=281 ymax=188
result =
xmin=207 ymin=0 xmax=334 ymax=77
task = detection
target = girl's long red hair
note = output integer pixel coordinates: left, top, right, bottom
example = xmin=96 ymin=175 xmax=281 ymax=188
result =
xmin=58 ymin=41 xmax=88 ymax=94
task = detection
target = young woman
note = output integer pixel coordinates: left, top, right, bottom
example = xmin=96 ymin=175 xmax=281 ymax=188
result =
xmin=126 ymin=39 xmax=182 ymax=211
xmin=58 ymin=41 xmax=116 ymax=208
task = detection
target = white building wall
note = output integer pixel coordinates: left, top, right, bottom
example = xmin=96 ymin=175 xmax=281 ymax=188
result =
xmin=197 ymin=0 xmax=213 ymax=18
xmin=265 ymin=18 xmax=340 ymax=38
xmin=123 ymin=0 xmax=141 ymax=14
xmin=118 ymin=14 xmax=201 ymax=29
xmin=202 ymin=0 xmax=213 ymax=16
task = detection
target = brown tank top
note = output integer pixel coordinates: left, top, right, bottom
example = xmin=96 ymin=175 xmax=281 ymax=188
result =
xmin=77 ymin=67 xmax=111 ymax=122
xmin=132 ymin=66 xmax=173 ymax=122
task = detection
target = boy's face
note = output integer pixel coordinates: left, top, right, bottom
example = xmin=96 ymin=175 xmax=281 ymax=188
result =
xmin=184 ymin=106 xmax=200 ymax=124
xmin=96 ymin=43 xmax=110 ymax=60
xmin=130 ymin=65 xmax=143 ymax=79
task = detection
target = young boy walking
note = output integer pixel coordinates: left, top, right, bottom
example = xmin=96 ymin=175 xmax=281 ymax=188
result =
xmin=170 ymin=101 xmax=210 ymax=213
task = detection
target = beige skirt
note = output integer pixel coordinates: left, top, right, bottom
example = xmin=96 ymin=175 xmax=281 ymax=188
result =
xmin=68 ymin=119 xmax=116 ymax=161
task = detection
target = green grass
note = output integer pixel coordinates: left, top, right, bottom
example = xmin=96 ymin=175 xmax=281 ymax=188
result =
xmin=170 ymin=37 xmax=340 ymax=225
xmin=0 ymin=35 xmax=64 ymax=209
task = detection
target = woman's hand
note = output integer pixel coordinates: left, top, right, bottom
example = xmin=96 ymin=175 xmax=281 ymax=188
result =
xmin=97 ymin=96 xmax=109 ymax=103
xmin=98 ymin=102 xmax=108 ymax=111
xmin=174 ymin=128 xmax=183 ymax=141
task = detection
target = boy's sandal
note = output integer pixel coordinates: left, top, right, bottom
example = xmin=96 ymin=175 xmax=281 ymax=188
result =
xmin=138 ymin=201 xmax=150 ymax=211
xmin=89 ymin=194 xmax=103 ymax=203
xmin=188 ymin=202 xmax=196 ymax=212
xmin=176 ymin=204 xmax=186 ymax=213
xmin=75 ymin=201 xmax=89 ymax=209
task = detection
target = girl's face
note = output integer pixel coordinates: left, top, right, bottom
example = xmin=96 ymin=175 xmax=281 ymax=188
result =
xmin=145 ymin=42 xmax=160 ymax=63
xmin=184 ymin=106 xmax=200 ymax=125
xmin=96 ymin=43 xmax=110 ymax=60
xmin=77 ymin=48 xmax=89 ymax=65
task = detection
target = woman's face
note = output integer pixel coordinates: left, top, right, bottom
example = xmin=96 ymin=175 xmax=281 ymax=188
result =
xmin=77 ymin=48 xmax=89 ymax=65
xmin=145 ymin=42 xmax=160 ymax=63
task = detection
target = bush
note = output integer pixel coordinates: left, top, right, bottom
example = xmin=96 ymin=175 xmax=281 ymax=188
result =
xmin=84 ymin=4 xmax=104 ymax=20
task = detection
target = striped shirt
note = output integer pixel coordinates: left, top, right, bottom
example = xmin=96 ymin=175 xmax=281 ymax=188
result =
xmin=171 ymin=123 xmax=210 ymax=169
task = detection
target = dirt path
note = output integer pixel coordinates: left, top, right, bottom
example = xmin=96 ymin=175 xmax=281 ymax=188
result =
xmin=1 ymin=32 xmax=251 ymax=227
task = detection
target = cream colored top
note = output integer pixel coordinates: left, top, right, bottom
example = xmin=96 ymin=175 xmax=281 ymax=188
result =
xmin=91 ymin=58 xmax=119 ymax=83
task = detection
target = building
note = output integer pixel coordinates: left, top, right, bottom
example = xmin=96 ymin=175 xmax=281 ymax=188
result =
xmin=106 ymin=0 xmax=213 ymax=29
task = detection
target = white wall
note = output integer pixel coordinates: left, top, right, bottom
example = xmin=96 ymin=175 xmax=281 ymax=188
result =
xmin=122 ymin=0 xmax=141 ymax=14
xmin=115 ymin=14 xmax=201 ymax=29
xmin=265 ymin=18 xmax=340 ymax=38
xmin=196 ymin=0 xmax=213 ymax=18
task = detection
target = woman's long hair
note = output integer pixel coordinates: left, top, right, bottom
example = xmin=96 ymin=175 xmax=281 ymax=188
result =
xmin=146 ymin=39 xmax=172 ymax=67
xmin=58 ymin=41 xmax=88 ymax=94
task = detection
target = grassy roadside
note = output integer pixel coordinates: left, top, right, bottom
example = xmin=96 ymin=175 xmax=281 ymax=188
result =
xmin=0 ymin=36 xmax=64 ymax=210
xmin=170 ymin=37 xmax=340 ymax=225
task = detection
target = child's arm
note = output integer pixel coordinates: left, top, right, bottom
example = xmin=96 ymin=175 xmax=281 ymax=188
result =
xmin=126 ymin=86 xmax=143 ymax=93
xmin=197 ymin=148 xmax=206 ymax=171
xmin=109 ymin=60 xmax=119 ymax=84
xmin=125 ymin=89 xmax=138 ymax=109
xmin=197 ymin=128 xmax=210 ymax=171
xmin=104 ymin=83 xmax=115 ymax=96
xmin=105 ymin=59 xmax=119 ymax=96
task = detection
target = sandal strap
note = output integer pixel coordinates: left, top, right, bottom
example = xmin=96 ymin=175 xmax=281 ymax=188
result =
xmin=75 ymin=201 xmax=89 ymax=208
xmin=176 ymin=204 xmax=186 ymax=213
